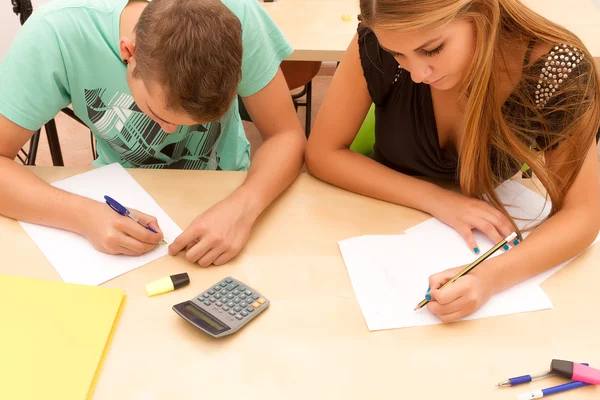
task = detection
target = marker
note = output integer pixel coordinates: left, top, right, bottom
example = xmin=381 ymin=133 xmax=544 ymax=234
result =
xmin=146 ymin=273 xmax=190 ymax=297
xmin=516 ymin=380 xmax=590 ymax=400
xmin=551 ymin=359 xmax=600 ymax=385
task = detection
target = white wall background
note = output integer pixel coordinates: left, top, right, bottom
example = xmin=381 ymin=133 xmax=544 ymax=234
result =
xmin=1 ymin=0 xmax=50 ymax=61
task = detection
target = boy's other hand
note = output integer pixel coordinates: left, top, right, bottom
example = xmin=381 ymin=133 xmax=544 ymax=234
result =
xmin=168 ymin=195 xmax=256 ymax=267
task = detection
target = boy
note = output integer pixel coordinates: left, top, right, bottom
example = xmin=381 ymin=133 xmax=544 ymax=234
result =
xmin=0 ymin=0 xmax=305 ymax=266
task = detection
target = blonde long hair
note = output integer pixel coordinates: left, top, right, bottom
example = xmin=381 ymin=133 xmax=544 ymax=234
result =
xmin=360 ymin=0 xmax=600 ymax=229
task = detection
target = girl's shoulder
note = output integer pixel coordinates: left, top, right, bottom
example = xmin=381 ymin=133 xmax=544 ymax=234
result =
xmin=523 ymin=42 xmax=593 ymax=110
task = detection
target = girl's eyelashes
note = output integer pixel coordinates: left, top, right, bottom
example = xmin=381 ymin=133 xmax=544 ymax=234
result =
xmin=424 ymin=43 xmax=445 ymax=57
xmin=387 ymin=42 xmax=446 ymax=59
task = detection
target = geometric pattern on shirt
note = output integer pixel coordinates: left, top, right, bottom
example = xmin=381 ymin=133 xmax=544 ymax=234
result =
xmin=84 ymin=88 xmax=222 ymax=169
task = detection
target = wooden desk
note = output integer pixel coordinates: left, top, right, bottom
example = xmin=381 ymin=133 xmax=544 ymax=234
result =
xmin=262 ymin=0 xmax=600 ymax=62
xmin=1 ymin=168 xmax=599 ymax=399
xmin=260 ymin=0 xmax=359 ymax=61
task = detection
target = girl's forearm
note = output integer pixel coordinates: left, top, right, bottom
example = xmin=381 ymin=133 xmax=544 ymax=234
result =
xmin=479 ymin=206 xmax=599 ymax=293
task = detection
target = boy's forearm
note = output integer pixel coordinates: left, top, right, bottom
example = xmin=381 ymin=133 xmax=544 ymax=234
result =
xmin=0 ymin=157 xmax=90 ymax=234
xmin=479 ymin=206 xmax=599 ymax=293
xmin=230 ymin=131 xmax=305 ymax=220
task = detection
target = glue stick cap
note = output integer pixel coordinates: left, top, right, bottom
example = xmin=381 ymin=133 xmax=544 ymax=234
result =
xmin=145 ymin=273 xmax=190 ymax=297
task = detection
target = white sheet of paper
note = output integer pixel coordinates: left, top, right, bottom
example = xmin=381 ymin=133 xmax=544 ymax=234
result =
xmin=20 ymin=163 xmax=183 ymax=286
xmin=338 ymin=233 xmax=552 ymax=331
xmin=405 ymin=180 xmax=600 ymax=285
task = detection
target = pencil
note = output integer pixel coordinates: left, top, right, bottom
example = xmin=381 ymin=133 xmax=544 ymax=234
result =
xmin=414 ymin=231 xmax=518 ymax=310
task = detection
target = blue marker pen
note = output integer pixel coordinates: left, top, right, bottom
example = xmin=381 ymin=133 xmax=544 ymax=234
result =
xmin=516 ymin=380 xmax=590 ymax=400
xmin=104 ymin=195 xmax=166 ymax=244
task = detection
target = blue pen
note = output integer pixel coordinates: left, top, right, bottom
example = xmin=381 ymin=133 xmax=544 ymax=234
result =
xmin=104 ymin=195 xmax=166 ymax=244
xmin=497 ymin=362 xmax=590 ymax=387
xmin=497 ymin=371 xmax=556 ymax=387
xmin=516 ymin=380 xmax=590 ymax=400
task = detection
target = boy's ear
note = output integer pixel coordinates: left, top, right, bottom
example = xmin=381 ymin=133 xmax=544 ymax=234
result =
xmin=119 ymin=37 xmax=136 ymax=64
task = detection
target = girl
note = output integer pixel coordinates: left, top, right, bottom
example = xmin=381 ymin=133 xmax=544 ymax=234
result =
xmin=306 ymin=0 xmax=600 ymax=322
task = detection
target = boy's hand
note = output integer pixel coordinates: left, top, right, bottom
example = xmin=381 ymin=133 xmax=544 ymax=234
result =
xmin=81 ymin=201 xmax=164 ymax=256
xmin=168 ymin=195 xmax=256 ymax=267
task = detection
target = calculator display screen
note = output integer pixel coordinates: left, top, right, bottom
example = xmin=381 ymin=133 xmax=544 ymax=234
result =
xmin=179 ymin=303 xmax=230 ymax=335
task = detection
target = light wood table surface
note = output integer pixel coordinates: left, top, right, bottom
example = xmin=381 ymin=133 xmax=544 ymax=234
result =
xmin=261 ymin=0 xmax=600 ymax=62
xmin=1 ymin=168 xmax=599 ymax=399
xmin=259 ymin=0 xmax=359 ymax=61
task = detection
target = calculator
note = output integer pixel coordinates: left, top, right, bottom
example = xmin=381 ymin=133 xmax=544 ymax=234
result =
xmin=172 ymin=277 xmax=270 ymax=338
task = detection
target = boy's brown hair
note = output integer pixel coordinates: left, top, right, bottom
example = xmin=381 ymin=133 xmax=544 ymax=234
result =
xmin=133 ymin=0 xmax=243 ymax=122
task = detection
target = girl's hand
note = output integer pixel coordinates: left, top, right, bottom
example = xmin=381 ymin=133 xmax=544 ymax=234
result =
xmin=424 ymin=265 xmax=496 ymax=323
xmin=428 ymin=190 xmax=517 ymax=253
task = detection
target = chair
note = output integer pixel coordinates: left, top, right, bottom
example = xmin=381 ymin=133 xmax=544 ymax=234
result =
xmin=237 ymin=61 xmax=321 ymax=137
xmin=350 ymin=104 xmax=376 ymax=155
xmin=11 ymin=0 xmax=88 ymax=166
xmin=280 ymin=61 xmax=322 ymax=137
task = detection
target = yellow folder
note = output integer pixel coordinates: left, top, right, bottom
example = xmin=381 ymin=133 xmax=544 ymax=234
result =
xmin=0 ymin=274 xmax=126 ymax=400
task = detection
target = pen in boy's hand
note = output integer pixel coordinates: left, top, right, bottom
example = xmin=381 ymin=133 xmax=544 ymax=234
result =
xmin=104 ymin=195 xmax=167 ymax=245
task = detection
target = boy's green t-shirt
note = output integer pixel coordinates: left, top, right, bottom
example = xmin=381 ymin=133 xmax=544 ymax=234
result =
xmin=0 ymin=0 xmax=293 ymax=170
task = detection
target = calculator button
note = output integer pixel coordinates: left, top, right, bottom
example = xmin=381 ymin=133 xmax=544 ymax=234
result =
xmin=210 ymin=297 xmax=217 ymax=302
xmin=227 ymin=294 xmax=234 ymax=300
xmin=251 ymin=302 xmax=260 ymax=308
xmin=251 ymin=294 xmax=259 ymax=300
xmin=216 ymin=301 xmax=223 ymax=307
xmin=225 ymin=278 xmax=233 ymax=283
xmin=208 ymin=289 xmax=215 ymax=295
xmin=220 ymin=289 xmax=228 ymax=295
xmin=223 ymin=306 xmax=229 ymax=311
xmin=234 ymin=298 xmax=241 ymax=303
xmin=240 ymin=302 xmax=248 ymax=308
xmin=234 ymin=306 xmax=242 ymax=312
xmin=213 ymin=286 xmax=221 ymax=291
xmin=214 ymin=294 xmax=222 ymax=299
xmin=204 ymin=301 xmax=212 ymax=306
xmin=241 ymin=311 xmax=248 ymax=317
xmin=244 ymin=290 xmax=252 ymax=296
xmin=220 ymin=282 xmax=227 ymax=287
xmin=240 ymin=294 xmax=247 ymax=300
xmin=257 ymin=298 xmax=266 ymax=305
xmin=227 ymin=301 xmax=235 ymax=308
xmin=229 ymin=310 xmax=236 ymax=316
xmin=238 ymin=286 xmax=246 ymax=292
xmin=227 ymin=283 xmax=239 ymax=290
xmin=246 ymin=307 xmax=254 ymax=313
xmin=197 ymin=296 xmax=205 ymax=301
xmin=235 ymin=315 xmax=243 ymax=320
xmin=233 ymin=290 xmax=240 ymax=295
